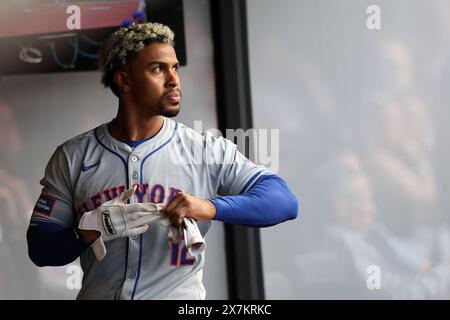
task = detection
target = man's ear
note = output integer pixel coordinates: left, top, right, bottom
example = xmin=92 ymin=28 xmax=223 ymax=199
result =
xmin=114 ymin=71 xmax=131 ymax=94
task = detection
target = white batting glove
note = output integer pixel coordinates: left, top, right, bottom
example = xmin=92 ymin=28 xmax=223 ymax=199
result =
xmin=166 ymin=218 xmax=206 ymax=257
xmin=78 ymin=186 xmax=165 ymax=260
xmin=183 ymin=218 xmax=206 ymax=256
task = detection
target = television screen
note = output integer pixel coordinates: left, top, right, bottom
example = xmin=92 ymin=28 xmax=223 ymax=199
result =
xmin=0 ymin=0 xmax=146 ymax=38
xmin=0 ymin=0 xmax=186 ymax=75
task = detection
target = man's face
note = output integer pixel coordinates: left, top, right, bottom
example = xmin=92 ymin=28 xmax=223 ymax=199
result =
xmin=124 ymin=43 xmax=181 ymax=117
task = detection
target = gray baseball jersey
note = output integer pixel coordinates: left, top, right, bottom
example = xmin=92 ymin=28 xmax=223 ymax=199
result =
xmin=31 ymin=117 xmax=267 ymax=299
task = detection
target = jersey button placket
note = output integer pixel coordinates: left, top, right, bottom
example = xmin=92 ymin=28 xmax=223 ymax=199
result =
xmin=129 ymin=153 xmax=140 ymax=242
xmin=129 ymin=153 xmax=140 ymax=184
xmin=121 ymin=153 xmax=142 ymax=299
xmin=129 ymin=153 xmax=140 ymax=247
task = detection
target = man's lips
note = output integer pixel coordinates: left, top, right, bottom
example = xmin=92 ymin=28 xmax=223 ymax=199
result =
xmin=164 ymin=90 xmax=181 ymax=102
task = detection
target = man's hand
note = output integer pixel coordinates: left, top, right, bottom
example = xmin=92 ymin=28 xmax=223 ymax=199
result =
xmin=162 ymin=191 xmax=216 ymax=226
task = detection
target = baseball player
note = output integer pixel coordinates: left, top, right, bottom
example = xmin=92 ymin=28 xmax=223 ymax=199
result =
xmin=26 ymin=22 xmax=299 ymax=300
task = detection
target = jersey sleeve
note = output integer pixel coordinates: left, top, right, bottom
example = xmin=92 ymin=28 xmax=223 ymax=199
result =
xmin=206 ymin=133 xmax=269 ymax=196
xmin=28 ymin=145 xmax=90 ymax=267
xmin=31 ymin=145 xmax=75 ymax=227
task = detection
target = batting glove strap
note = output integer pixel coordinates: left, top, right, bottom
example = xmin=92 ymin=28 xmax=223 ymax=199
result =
xmin=78 ymin=206 xmax=126 ymax=241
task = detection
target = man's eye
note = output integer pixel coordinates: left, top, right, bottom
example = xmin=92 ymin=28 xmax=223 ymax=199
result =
xmin=153 ymin=67 xmax=162 ymax=72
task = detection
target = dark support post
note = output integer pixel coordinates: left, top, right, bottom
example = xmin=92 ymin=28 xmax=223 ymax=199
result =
xmin=210 ymin=0 xmax=265 ymax=300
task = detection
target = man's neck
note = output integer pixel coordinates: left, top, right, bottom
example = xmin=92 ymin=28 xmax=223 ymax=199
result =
xmin=110 ymin=104 xmax=164 ymax=141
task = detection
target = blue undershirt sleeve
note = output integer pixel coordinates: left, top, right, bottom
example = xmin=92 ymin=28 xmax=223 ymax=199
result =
xmin=210 ymin=174 xmax=299 ymax=227
xmin=27 ymin=220 xmax=90 ymax=267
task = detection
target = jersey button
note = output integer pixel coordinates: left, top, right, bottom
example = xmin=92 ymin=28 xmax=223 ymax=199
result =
xmin=132 ymin=172 xmax=138 ymax=179
xmin=132 ymin=235 xmax=138 ymax=240
xmin=129 ymin=271 xmax=136 ymax=279
xmin=131 ymin=155 xmax=138 ymax=162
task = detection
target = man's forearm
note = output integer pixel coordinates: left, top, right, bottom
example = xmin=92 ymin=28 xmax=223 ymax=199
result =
xmin=210 ymin=174 xmax=299 ymax=227
xmin=27 ymin=220 xmax=89 ymax=267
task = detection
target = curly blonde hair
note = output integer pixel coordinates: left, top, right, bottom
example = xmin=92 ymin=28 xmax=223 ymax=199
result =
xmin=99 ymin=22 xmax=175 ymax=97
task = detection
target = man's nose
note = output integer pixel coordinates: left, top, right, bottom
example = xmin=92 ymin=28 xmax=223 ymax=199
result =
xmin=166 ymin=70 xmax=179 ymax=88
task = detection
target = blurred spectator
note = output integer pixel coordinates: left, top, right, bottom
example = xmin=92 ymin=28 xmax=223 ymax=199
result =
xmin=0 ymin=101 xmax=44 ymax=299
xmin=355 ymin=39 xmax=446 ymax=238
xmin=296 ymin=151 xmax=450 ymax=299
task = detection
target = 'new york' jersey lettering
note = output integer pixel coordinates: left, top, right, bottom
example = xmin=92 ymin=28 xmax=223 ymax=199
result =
xmin=77 ymin=183 xmax=176 ymax=216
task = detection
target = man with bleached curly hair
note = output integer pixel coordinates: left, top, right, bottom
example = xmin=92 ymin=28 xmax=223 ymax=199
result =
xmin=26 ymin=22 xmax=299 ymax=300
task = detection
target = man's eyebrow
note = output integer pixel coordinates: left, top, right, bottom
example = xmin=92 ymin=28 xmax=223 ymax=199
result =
xmin=147 ymin=61 xmax=180 ymax=67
